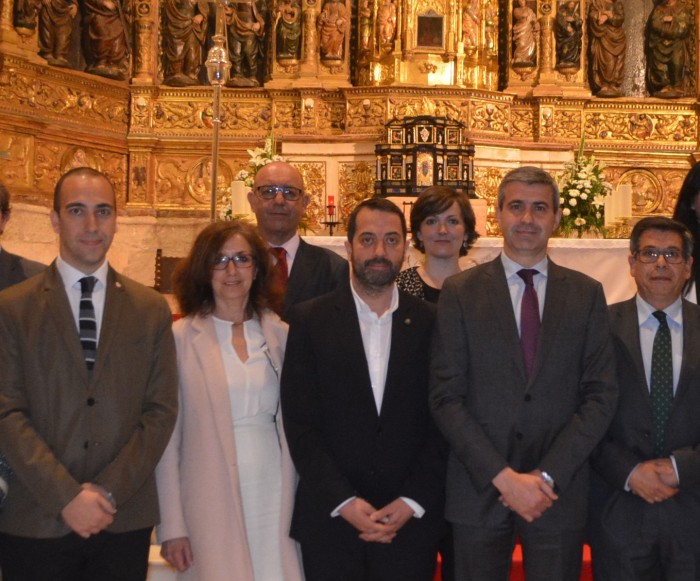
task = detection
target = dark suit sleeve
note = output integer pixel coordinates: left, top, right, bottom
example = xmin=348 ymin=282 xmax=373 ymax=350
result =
xmin=430 ymin=277 xmax=509 ymax=490
xmin=92 ymin=296 xmax=178 ymax=506
xmin=538 ymin=283 xmax=618 ymax=491
xmin=281 ymin=303 xmax=356 ymax=512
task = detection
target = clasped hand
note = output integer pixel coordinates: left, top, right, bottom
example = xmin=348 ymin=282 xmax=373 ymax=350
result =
xmin=628 ymin=458 xmax=678 ymax=504
xmin=493 ymin=467 xmax=559 ymax=523
xmin=339 ymin=497 xmax=414 ymax=543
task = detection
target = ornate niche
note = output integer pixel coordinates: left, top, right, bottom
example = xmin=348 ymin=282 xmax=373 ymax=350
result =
xmin=375 ymin=115 xmax=475 ymax=198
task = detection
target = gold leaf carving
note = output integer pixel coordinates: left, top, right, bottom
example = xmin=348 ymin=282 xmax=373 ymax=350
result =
xmin=293 ymin=162 xmax=325 ymax=232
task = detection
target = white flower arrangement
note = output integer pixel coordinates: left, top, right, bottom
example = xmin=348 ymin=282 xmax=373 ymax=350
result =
xmin=557 ymin=139 xmax=613 ymax=238
xmin=219 ymin=133 xmax=285 ymax=221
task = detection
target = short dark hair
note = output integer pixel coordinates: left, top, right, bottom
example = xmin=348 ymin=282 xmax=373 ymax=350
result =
xmin=498 ymin=166 xmax=560 ymax=211
xmin=0 ymin=183 xmax=10 ymax=218
xmin=173 ymin=220 xmax=281 ymax=318
xmin=410 ymin=186 xmax=479 ymax=256
xmin=347 ymin=198 xmax=407 ymax=243
xmin=53 ymin=167 xmax=116 ymax=212
xmin=629 ymin=216 xmax=694 ymax=260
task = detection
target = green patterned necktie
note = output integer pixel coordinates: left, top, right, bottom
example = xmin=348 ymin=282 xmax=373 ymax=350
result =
xmin=650 ymin=311 xmax=673 ymax=457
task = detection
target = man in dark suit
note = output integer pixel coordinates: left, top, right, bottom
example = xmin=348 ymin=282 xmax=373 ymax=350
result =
xmin=281 ymin=198 xmax=446 ymax=580
xmin=0 ymin=167 xmax=178 ymax=580
xmin=0 ymin=183 xmax=45 ymax=291
xmin=248 ymin=161 xmax=348 ymax=320
xmin=589 ymin=216 xmax=700 ymax=580
xmin=430 ymin=166 xmax=617 ymax=581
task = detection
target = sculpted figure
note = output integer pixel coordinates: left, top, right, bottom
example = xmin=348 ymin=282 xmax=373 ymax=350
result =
xmin=226 ymin=0 xmax=267 ymax=86
xmin=462 ymin=0 xmax=479 ymax=49
xmin=359 ymin=0 xmax=371 ymax=51
xmin=588 ymin=0 xmax=625 ymax=97
xmin=81 ymin=0 xmax=130 ymax=80
xmin=37 ymin=0 xmax=77 ymax=67
xmin=511 ymin=0 xmax=538 ymax=66
xmin=163 ymin=0 xmax=208 ymax=86
xmin=276 ymin=0 xmax=301 ymax=60
xmin=377 ymin=0 xmax=397 ymax=48
xmin=317 ymin=0 xmax=348 ymax=60
xmin=484 ymin=0 xmax=496 ymax=55
xmin=555 ymin=1 xmax=582 ymax=70
xmin=646 ymin=0 xmax=691 ymax=98
xmin=13 ymin=0 xmax=41 ymax=30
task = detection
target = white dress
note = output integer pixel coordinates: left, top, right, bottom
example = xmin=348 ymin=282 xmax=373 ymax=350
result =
xmin=213 ymin=316 xmax=284 ymax=581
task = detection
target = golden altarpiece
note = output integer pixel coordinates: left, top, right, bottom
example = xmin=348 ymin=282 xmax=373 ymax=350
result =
xmin=0 ymin=0 xmax=698 ymax=282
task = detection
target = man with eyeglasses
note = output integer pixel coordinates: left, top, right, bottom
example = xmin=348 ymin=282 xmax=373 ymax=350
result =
xmin=589 ymin=216 xmax=700 ymax=579
xmin=248 ymin=161 xmax=348 ymax=320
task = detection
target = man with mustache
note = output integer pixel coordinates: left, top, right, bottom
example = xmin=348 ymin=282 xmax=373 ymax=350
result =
xmin=430 ymin=166 xmax=617 ymax=580
xmin=281 ymin=198 xmax=446 ymax=580
xmin=589 ymin=217 xmax=700 ymax=579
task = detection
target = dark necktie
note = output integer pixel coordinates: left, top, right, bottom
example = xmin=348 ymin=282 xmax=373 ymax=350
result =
xmin=269 ymin=247 xmax=289 ymax=316
xmin=650 ymin=310 xmax=673 ymax=457
xmin=518 ymin=269 xmax=540 ymax=379
xmin=79 ymin=276 xmax=98 ymax=370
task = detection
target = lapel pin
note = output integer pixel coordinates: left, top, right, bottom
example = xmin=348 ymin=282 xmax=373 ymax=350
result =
xmin=404 ymin=317 xmax=411 ymax=325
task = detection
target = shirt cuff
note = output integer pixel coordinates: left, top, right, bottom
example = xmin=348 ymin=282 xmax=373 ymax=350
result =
xmin=624 ymin=464 xmax=640 ymax=492
xmin=670 ymin=455 xmax=680 ymax=485
xmin=400 ymin=497 xmax=425 ymax=518
xmin=331 ymin=496 xmax=356 ymax=517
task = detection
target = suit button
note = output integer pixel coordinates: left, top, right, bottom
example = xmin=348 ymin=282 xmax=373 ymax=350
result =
xmin=83 ymin=441 xmax=89 ymax=449
xmin=516 ymin=432 xmax=523 ymax=440
xmin=87 ymin=397 xmax=96 ymax=406
xmin=524 ymin=394 xmax=532 ymax=402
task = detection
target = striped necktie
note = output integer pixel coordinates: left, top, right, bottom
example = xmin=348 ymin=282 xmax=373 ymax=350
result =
xmin=79 ymin=276 xmax=98 ymax=370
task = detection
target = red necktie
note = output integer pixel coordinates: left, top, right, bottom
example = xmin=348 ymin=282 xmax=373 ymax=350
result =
xmin=517 ymin=269 xmax=540 ymax=379
xmin=269 ymin=247 xmax=289 ymax=316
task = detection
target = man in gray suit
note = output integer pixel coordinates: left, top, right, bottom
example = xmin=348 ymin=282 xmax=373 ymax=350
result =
xmin=430 ymin=166 xmax=617 ymax=581
xmin=248 ymin=161 xmax=348 ymax=320
xmin=0 ymin=168 xmax=178 ymax=580
xmin=589 ymin=217 xmax=700 ymax=579
xmin=0 ymin=183 xmax=45 ymax=291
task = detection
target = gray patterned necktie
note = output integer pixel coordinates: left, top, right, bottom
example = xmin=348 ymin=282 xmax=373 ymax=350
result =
xmin=650 ymin=310 xmax=673 ymax=457
xmin=79 ymin=276 xmax=98 ymax=370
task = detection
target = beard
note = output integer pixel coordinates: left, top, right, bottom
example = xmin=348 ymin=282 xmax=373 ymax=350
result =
xmin=352 ymin=256 xmax=402 ymax=291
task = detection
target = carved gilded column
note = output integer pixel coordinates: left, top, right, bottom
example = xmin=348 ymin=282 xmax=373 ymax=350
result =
xmin=131 ymin=0 xmax=157 ymax=84
xmin=298 ymin=0 xmax=320 ymax=79
xmin=532 ymin=0 xmax=560 ymax=95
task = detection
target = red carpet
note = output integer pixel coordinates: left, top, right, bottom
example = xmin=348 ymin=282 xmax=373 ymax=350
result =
xmin=434 ymin=544 xmax=593 ymax=581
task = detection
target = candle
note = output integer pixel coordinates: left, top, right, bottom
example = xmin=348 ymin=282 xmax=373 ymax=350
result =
xmin=230 ymin=180 xmax=248 ymax=215
xmin=328 ymin=196 xmax=335 ymax=217
xmin=618 ymin=184 xmax=632 ymax=218
xmin=604 ymin=191 xmax=616 ymax=227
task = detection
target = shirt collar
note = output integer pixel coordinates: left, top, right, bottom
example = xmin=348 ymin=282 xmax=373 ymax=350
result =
xmin=349 ymin=279 xmax=399 ymax=320
xmin=268 ymin=233 xmax=300 ymax=263
xmin=636 ymin=294 xmax=683 ymax=329
xmin=500 ymin=252 xmax=549 ymax=281
xmin=56 ymin=256 xmax=109 ymax=290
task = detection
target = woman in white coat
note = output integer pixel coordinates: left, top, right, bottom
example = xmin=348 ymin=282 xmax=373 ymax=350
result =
xmin=156 ymin=220 xmax=304 ymax=581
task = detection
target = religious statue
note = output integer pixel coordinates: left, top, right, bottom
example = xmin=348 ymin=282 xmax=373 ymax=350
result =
xmin=37 ymin=0 xmax=78 ymax=67
xmin=13 ymin=0 xmax=41 ymax=31
xmin=588 ymin=0 xmax=625 ymax=97
xmin=377 ymin=0 xmax=397 ymax=49
xmin=554 ymin=1 xmax=582 ymax=71
xmin=359 ymin=0 xmax=371 ymax=52
xmin=81 ymin=0 xmax=130 ymax=80
xmin=646 ymin=0 xmax=691 ymax=98
xmin=462 ymin=0 xmax=479 ymax=51
xmin=162 ymin=0 xmax=209 ymax=86
xmin=483 ymin=0 xmax=496 ymax=56
xmin=275 ymin=0 xmax=301 ymax=61
xmin=511 ymin=0 xmax=538 ymax=67
xmin=317 ymin=0 xmax=348 ymax=61
xmin=226 ymin=0 xmax=267 ymax=86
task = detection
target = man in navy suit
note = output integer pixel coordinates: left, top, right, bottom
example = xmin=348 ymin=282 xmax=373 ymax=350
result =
xmin=281 ymin=198 xmax=446 ymax=580
xmin=430 ymin=166 xmax=617 ymax=581
xmin=590 ymin=216 xmax=700 ymax=579
xmin=248 ymin=161 xmax=348 ymax=320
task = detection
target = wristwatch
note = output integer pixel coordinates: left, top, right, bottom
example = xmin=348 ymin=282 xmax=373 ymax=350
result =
xmin=540 ymin=471 xmax=556 ymax=490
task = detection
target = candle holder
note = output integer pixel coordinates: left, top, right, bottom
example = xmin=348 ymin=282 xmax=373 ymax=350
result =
xmin=322 ymin=203 xmax=340 ymax=236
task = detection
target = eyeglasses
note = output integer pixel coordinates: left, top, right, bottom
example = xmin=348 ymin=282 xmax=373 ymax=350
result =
xmin=635 ymin=248 xmax=686 ymax=264
xmin=212 ymin=253 xmax=255 ymax=270
xmin=255 ymin=185 xmax=303 ymax=201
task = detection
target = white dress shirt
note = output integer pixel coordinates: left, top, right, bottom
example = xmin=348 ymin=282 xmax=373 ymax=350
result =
xmin=267 ymin=233 xmax=301 ymax=275
xmin=55 ymin=257 xmax=110 ymax=344
xmin=501 ymin=253 xmax=549 ymax=334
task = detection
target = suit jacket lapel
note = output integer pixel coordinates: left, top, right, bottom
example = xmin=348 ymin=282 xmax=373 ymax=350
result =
xmin=285 ymin=239 xmax=311 ymax=310
xmin=335 ymin=286 xmax=380 ymax=419
xmin=382 ymin=296 xmax=413 ymax=416
xmin=483 ymin=257 xmax=526 ymax=381
xmin=191 ymin=315 xmax=240 ymax=470
xmin=674 ymin=300 xmax=700 ymax=405
xmin=91 ymin=268 xmax=124 ymax=385
xmin=613 ymin=298 xmax=650 ymax=403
